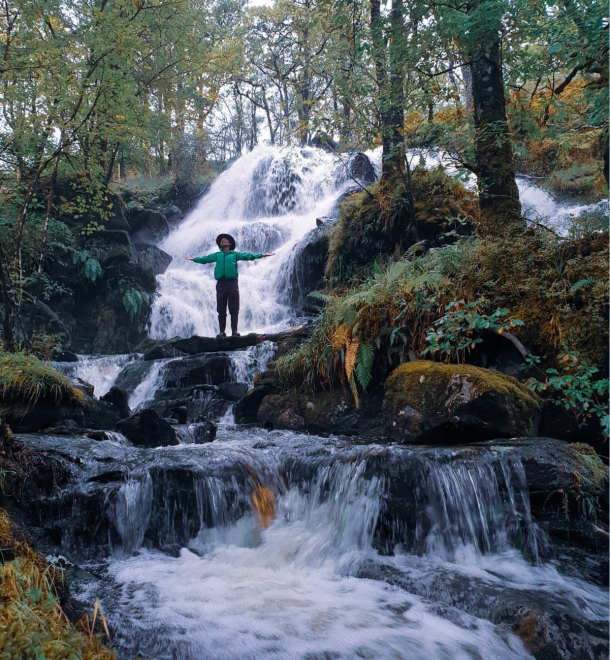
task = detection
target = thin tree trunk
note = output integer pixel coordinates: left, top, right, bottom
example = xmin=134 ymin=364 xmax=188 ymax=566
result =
xmin=27 ymin=147 xmax=61 ymax=340
xmin=467 ymin=0 xmax=522 ymax=231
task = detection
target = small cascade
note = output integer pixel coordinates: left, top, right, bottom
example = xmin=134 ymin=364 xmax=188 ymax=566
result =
xmin=52 ymin=353 xmax=136 ymax=397
xmin=128 ymin=359 xmax=170 ymax=411
xmin=111 ymin=473 xmax=153 ymax=555
xmin=229 ymin=341 xmax=276 ymax=384
xmin=419 ymin=457 xmax=543 ymax=562
xmin=517 ymin=178 xmax=609 ymax=234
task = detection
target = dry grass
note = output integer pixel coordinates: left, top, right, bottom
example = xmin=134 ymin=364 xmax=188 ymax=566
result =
xmin=0 ymin=509 xmax=115 ymax=660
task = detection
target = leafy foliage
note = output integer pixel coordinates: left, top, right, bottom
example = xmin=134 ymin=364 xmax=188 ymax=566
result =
xmin=524 ymin=350 xmax=609 ymax=435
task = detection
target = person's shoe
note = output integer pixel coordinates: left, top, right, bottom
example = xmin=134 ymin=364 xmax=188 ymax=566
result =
xmin=232 ymin=332 xmax=241 ymax=337
xmin=216 ymin=332 xmax=226 ymax=338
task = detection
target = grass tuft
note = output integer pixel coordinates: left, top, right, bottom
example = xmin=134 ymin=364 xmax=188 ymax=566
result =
xmin=0 ymin=351 xmax=84 ymax=406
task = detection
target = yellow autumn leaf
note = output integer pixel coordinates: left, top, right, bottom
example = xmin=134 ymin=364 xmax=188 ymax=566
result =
xmin=345 ymin=338 xmax=359 ymax=382
xmin=331 ymin=324 xmax=348 ymax=351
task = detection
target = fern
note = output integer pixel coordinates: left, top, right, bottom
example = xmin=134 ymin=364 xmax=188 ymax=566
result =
xmin=83 ymin=258 xmax=102 ymax=283
xmin=308 ymin=290 xmax=332 ymax=302
xmin=355 ymin=343 xmax=374 ymax=391
xmin=122 ymin=288 xmax=150 ymax=321
xmin=570 ymin=278 xmax=595 ymax=293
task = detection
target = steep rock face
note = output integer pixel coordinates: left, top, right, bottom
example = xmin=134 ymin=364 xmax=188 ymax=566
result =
xmin=383 ymin=361 xmax=540 ymax=443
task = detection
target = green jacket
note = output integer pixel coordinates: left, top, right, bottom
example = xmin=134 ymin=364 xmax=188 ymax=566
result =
xmin=193 ymin=250 xmax=263 ymax=280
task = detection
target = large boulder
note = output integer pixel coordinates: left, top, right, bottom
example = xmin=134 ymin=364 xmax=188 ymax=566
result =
xmin=133 ymin=243 xmax=173 ymax=275
xmin=349 ymin=152 xmax=376 ymax=184
xmin=172 ymin=333 xmax=259 ymax=355
xmin=1 ymin=393 xmax=124 ymax=433
xmin=256 ymin=386 xmax=384 ymax=436
xmin=129 ymin=209 xmax=170 ymax=244
xmin=164 ymin=354 xmax=233 ymax=388
xmin=116 ymin=409 xmax=179 ymax=447
xmin=383 ymin=361 xmax=540 ymax=443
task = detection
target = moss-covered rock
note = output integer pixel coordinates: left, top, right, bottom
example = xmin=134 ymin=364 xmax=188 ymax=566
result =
xmin=327 ymin=167 xmax=476 ymax=282
xmin=383 ymin=361 xmax=540 ymax=443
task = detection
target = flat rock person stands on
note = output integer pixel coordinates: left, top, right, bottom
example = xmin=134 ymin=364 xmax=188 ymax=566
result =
xmin=187 ymin=234 xmax=274 ymax=337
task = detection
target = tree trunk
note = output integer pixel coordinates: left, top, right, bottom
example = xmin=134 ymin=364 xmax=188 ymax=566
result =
xmin=467 ymin=0 xmax=522 ymax=231
xmin=370 ymin=0 xmax=406 ymax=181
xmin=462 ymin=64 xmax=474 ymax=116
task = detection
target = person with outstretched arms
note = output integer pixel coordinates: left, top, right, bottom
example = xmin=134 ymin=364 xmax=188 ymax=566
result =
xmin=187 ymin=234 xmax=274 ymax=337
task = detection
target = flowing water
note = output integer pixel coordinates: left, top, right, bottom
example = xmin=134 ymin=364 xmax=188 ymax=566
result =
xmin=44 ymin=146 xmax=608 ymax=659
xmin=47 ymin=430 xmax=606 ymax=660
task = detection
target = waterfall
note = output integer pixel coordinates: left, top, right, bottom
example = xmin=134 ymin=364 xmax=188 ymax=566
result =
xmin=52 ymin=353 xmax=137 ymax=397
xmin=111 ymin=472 xmax=153 ymax=556
xmin=150 ymin=146 xmax=357 ymax=339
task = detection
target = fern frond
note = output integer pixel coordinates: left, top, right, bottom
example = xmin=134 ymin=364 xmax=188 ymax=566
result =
xmin=355 ymin=343 xmax=374 ymax=391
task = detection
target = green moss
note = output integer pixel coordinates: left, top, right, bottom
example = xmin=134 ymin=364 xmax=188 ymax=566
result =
xmin=385 ymin=360 xmax=540 ymax=418
xmin=0 ymin=351 xmax=83 ymax=405
xmin=327 ymin=168 xmax=477 ymax=282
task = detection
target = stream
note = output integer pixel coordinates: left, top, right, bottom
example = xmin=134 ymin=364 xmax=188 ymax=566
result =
xmin=44 ymin=146 xmax=608 ymax=660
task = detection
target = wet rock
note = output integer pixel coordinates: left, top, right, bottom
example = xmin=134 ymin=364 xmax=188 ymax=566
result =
xmin=234 ymin=367 xmax=281 ymax=424
xmin=164 ymin=354 xmax=233 ymax=388
xmin=52 ymin=349 xmax=79 ymax=362
xmin=349 ymin=152 xmax=376 ymax=184
xmin=117 ymin=409 xmax=179 ymax=447
xmin=133 ymin=242 xmax=173 ymax=275
xmin=134 ymin=337 xmax=185 ymax=361
xmin=73 ymin=378 xmax=94 ymax=398
xmin=129 ymin=208 xmax=170 ymax=244
xmin=257 ymin=386 xmax=384 ymax=436
xmin=383 ymin=361 xmax=540 ymax=443
xmin=512 ymin=607 xmax=608 ymax=660
xmin=2 ymin=393 xmax=123 ymax=433
xmin=217 ymin=382 xmax=249 ymax=402
xmin=100 ymin=386 xmax=130 ymax=419
xmin=162 ymin=204 xmax=182 ymax=225
xmin=115 ymin=361 xmax=157 ymax=398
xmin=172 ymin=333 xmax=259 ymax=354
xmin=288 ymin=225 xmax=330 ymax=305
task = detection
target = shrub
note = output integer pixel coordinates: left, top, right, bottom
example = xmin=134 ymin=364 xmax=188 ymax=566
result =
xmin=279 ymin=228 xmax=608 ymax=404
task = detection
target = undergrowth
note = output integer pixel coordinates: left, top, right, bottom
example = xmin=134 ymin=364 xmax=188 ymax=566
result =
xmin=0 ymin=509 xmax=114 ymax=660
xmin=0 ymin=350 xmax=84 ymax=405
xmin=279 ymin=228 xmax=608 ymax=413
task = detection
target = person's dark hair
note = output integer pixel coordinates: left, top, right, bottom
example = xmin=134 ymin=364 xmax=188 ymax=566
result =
xmin=216 ymin=234 xmax=236 ymax=251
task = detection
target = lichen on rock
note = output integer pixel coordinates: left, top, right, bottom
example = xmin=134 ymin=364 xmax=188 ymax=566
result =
xmin=383 ymin=360 xmax=540 ymax=443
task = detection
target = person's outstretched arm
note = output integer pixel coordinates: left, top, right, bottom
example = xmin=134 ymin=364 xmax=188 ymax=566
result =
xmin=234 ymin=252 xmax=274 ymax=260
xmin=186 ymin=253 xmax=218 ymax=264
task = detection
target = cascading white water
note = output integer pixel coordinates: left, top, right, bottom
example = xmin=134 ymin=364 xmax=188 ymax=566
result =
xmin=150 ymin=146 xmax=356 ymax=339
xmin=52 ymin=354 xmax=137 ymax=398
xmin=90 ymin=436 xmax=607 ymax=660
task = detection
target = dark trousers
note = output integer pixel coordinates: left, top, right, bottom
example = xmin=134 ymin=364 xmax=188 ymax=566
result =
xmin=216 ymin=279 xmax=239 ymax=333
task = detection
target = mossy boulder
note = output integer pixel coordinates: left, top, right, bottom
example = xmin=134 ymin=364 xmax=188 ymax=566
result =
xmin=383 ymin=361 xmax=540 ymax=443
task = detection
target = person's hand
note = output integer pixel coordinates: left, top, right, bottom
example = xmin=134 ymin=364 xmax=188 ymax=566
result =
xmin=186 ymin=255 xmax=195 ymax=261
xmin=262 ymin=253 xmax=274 ymax=257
